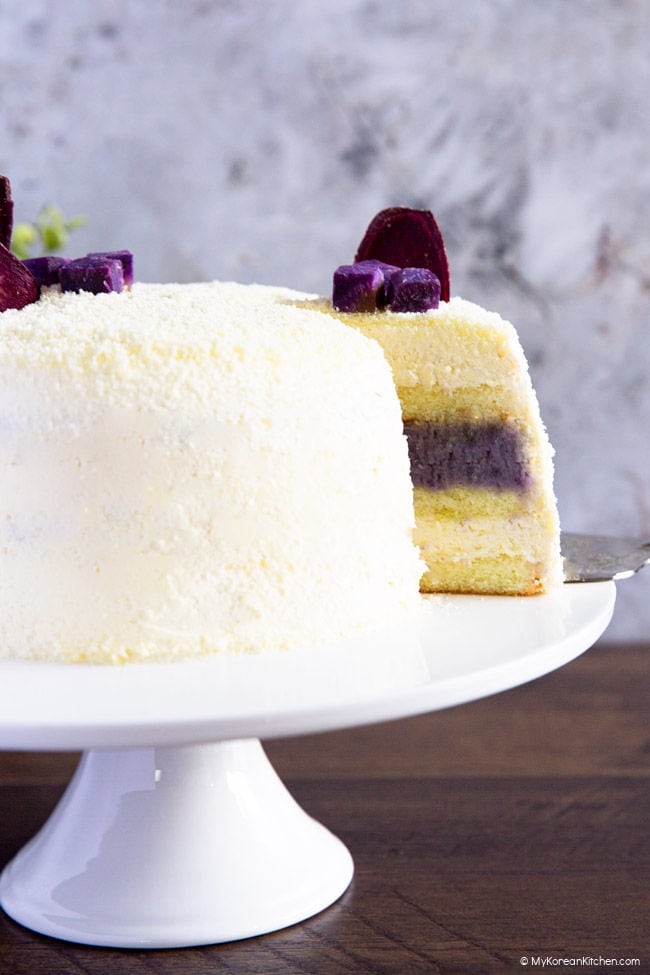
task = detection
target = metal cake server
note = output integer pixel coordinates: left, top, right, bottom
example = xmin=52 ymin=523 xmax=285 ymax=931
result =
xmin=561 ymin=531 xmax=650 ymax=583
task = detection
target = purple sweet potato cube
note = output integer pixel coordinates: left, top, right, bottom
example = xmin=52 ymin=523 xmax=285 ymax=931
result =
xmin=23 ymin=256 xmax=71 ymax=287
xmin=333 ymin=262 xmax=385 ymax=312
xmin=388 ymin=267 xmax=440 ymax=313
xmin=59 ymin=256 xmax=124 ymax=295
xmin=354 ymin=259 xmax=401 ymax=307
xmin=86 ymin=250 xmax=133 ymax=287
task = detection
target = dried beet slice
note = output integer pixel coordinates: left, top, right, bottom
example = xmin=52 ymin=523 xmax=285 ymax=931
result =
xmin=355 ymin=207 xmax=450 ymax=302
xmin=0 ymin=241 xmax=40 ymax=312
xmin=0 ymin=176 xmax=14 ymax=251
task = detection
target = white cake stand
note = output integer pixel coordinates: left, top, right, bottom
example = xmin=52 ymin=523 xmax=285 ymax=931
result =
xmin=0 ymin=582 xmax=615 ymax=949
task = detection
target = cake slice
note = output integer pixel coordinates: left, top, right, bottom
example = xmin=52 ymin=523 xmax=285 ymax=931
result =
xmin=334 ymin=296 xmax=561 ymax=593
xmin=305 ymin=208 xmax=562 ymax=595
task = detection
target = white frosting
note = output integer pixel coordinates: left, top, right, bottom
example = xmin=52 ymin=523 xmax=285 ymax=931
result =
xmin=0 ymin=282 xmax=423 ymax=663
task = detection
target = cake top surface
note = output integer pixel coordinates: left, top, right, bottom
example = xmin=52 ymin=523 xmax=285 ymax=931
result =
xmin=0 ymin=280 xmax=415 ymax=425
xmin=0 ymin=281 xmax=530 ymax=396
xmin=0 ymin=281 xmax=327 ymax=365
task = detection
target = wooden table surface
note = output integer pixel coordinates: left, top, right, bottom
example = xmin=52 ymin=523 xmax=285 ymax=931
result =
xmin=0 ymin=639 xmax=647 ymax=974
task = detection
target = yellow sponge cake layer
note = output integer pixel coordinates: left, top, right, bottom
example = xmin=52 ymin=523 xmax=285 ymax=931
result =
xmin=419 ymin=554 xmax=549 ymax=596
xmin=413 ymin=487 xmax=559 ymax=594
xmin=397 ymin=385 xmax=522 ymax=425
xmin=325 ymin=297 xmax=540 ymax=420
xmin=413 ymin=486 xmax=522 ymax=521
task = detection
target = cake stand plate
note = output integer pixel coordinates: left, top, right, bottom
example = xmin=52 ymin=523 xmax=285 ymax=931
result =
xmin=0 ymin=583 xmax=615 ymax=948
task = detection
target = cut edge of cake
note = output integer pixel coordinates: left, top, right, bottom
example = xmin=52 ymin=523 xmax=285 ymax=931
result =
xmin=286 ymin=292 xmax=563 ymax=596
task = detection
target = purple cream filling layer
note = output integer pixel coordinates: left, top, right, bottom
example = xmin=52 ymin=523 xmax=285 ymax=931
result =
xmin=405 ymin=420 xmax=530 ymax=491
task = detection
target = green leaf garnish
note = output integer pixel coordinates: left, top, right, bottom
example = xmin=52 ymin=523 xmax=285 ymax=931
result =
xmin=10 ymin=205 xmax=86 ymax=259
xmin=10 ymin=223 xmax=37 ymax=261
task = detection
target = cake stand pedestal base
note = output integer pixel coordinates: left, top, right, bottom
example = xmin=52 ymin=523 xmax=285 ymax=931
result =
xmin=0 ymin=739 xmax=354 ymax=948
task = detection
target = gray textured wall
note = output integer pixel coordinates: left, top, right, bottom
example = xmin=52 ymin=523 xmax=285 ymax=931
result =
xmin=2 ymin=0 xmax=648 ymax=640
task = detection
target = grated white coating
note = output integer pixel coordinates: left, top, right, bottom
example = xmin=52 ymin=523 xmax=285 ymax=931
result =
xmin=0 ymin=282 xmax=423 ymax=663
